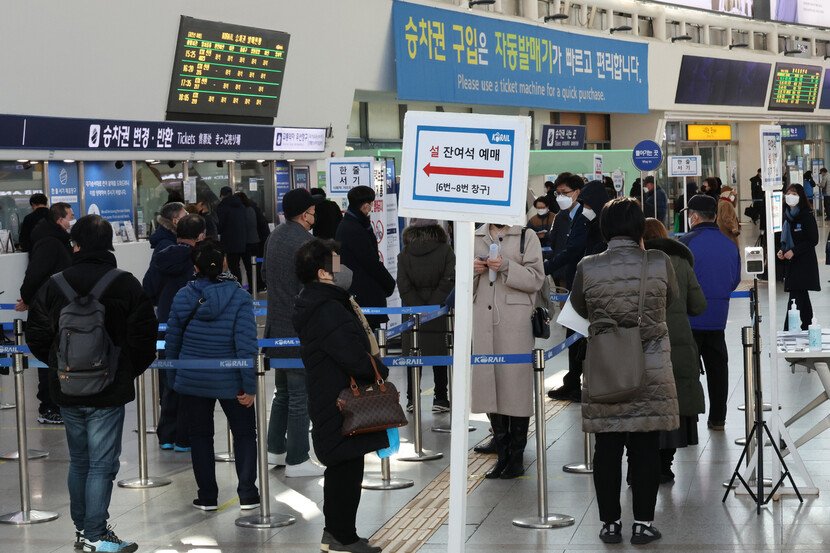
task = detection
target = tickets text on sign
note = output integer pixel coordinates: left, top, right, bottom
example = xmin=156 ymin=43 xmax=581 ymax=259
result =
xmin=91 ymin=125 xmax=241 ymax=149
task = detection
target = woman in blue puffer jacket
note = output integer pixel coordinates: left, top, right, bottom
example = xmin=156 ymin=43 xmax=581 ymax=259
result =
xmin=165 ymin=238 xmax=259 ymax=512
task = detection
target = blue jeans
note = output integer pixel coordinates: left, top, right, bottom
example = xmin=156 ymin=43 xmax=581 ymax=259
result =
xmin=60 ymin=405 xmax=125 ymax=542
xmin=267 ymin=368 xmax=310 ymax=465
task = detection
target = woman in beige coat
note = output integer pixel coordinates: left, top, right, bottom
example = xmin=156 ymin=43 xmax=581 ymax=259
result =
xmin=472 ymin=224 xmax=544 ymax=479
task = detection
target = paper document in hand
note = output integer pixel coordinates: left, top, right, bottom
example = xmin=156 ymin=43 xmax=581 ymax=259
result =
xmin=557 ymin=296 xmax=589 ymax=336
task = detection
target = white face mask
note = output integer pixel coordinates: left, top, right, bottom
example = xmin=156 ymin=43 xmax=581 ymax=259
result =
xmin=536 ymin=208 xmax=549 ymax=217
xmin=582 ymin=206 xmax=596 ymax=221
xmin=556 ymin=195 xmax=573 ymax=210
xmin=785 ymin=194 xmax=800 ymax=207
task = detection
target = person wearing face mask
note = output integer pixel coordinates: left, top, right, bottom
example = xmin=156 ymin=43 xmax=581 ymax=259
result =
xmin=16 ymin=202 xmax=75 ymax=424
xmin=335 ymin=185 xmax=396 ymax=330
xmin=149 ymin=201 xmax=187 ymax=257
xmin=778 ymin=183 xmax=819 ymax=331
xmin=262 ymin=188 xmax=325 ymax=477
xmin=642 ymin=176 xmax=669 ymax=228
xmin=527 ymin=196 xmax=555 ymax=247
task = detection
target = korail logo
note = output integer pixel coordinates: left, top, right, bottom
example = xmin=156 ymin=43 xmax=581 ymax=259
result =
xmin=490 ymin=132 xmax=510 ymax=144
xmin=220 ymin=360 xmax=249 ymax=368
xmin=392 ymin=358 xmax=420 ymax=367
xmin=473 ymin=355 xmax=505 ymax=364
xmin=88 ymin=124 xmax=101 ymax=148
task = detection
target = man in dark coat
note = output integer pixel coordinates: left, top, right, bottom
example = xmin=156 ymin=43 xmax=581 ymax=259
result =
xmin=26 ymin=214 xmax=158 ymax=553
xmin=142 ymin=213 xmax=206 ymax=451
xmin=216 ymin=186 xmax=248 ymax=283
xmin=262 ymin=188 xmax=324 ymax=477
xmin=334 ymin=186 xmax=396 ymax=329
xmin=16 ymin=202 xmax=75 ymax=424
xmin=679 ymin=194 xmax=740 ymax=431
xmin=643 ymin=176 xmax=669 ymax=228
xmin=149 ymin=201 xmax=186 ymax=257
xmin=18 ymin=193 xmax=49 ymax=252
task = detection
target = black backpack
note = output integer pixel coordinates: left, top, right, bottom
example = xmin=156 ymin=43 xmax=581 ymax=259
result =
xmin=51 ymin=269 xmax=124 ymax=396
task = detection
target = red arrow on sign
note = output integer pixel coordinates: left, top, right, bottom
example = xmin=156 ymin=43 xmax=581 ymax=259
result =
xmin=422 ymin=163 xmax=504 ymax=178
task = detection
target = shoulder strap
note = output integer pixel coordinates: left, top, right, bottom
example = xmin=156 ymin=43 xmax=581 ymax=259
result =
xmin=89 ymin=269 xmax=125 ymax=300
xmin=637 ymin=250 xmax=649 ymax=326
xmin=182 ymin=298 xmax=206 ymax=334
xmin=520 ymin=226 xmax=530 ymax=255
xmin=51 ymin=272 xmax=78 ymax=302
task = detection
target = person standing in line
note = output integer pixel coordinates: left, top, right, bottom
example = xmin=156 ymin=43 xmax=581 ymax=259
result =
xmin=26 ymin=215 xmax=158 ymax=553
xmin=16 ymin=202 xmax=75 ymax=425
xmin=778 ymin=183 xmax=820 ymax=331
xmin=699 ymin=177 xmax=721 ymax=200
xmin=643 ymin=218 xmax=707 ymax=483
xmin=642 ymin=176 xmax=669 ymax=228
xmin=335 ymin=185 xmax=396 ymax=330
xmin=149 ymin=202 xmax=186 ymax=257
xmin=263 ymin=188 xmax=325 ymax=477
xmin=292 ymin=239 xmax=386 ymax=553
xmin=142 ymin=213 xmax=207 ymax=452
xmin=570 ymin=198 xmax=678 ymax=545
xmin=18 ymin=192 xmax=49 ymax=252
xmin=679 ymin=194 xmax=740 ymax=432
xmin=236 ymin=191 xmax=269 ymax=292
xmin=717 ymin=194 xmax=741 ymax=250
xmin=527 ymin=196 xmax=555 ymax=247
xmin=472 ymin=223 xmax=544 ymax=480
xmin=216 ymin=186 xmax=248 ymax=284
xmin=165 ymin=239 xmax=260 ymax=512
xmin=819 ymin=167 xmax=829 ymax=221
xmin=397 ymin=218 xmax=455 ymax=413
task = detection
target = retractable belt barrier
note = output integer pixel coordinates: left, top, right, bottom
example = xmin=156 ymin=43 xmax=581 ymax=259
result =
xmin=550 ymin=290 xmax=751 ymax=303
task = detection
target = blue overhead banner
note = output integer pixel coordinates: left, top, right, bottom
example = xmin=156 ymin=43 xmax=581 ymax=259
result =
xmin=83 ymin=161 xmax=133 ymax=224
xmin=392 ymin=2 xmax=649 ymax=113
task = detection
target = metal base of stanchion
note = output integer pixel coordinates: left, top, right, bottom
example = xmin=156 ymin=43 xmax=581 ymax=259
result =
xmin=431 ymin=423 xmax=475 ymax=433
xmin=215 ymin=452 xmax=235 ymax=462
xmin=0 ymin=402 xmax=15 ymax=410
xmin=235 ymin=513 xmax=296 ymax=528
xmin=145 ymin=427 xmax=157 ymax=434
xmin=738 ymin=403 xmax=775 ymax=411
xmin=362 ymin=476 xmax=415 ymax=490
xmin=735 ymin=437 xmax=771 ymax=446
xmin=723 ymin=477 xmax=773 ymax=489
xmin=117 ymin=476 xmax=171 ymax=489
xmin=1 ymin=449 xmax=48 ymax=461
xmin=562 ymin=462 xmax=592 ymax=474
xmin=0 ymin=509 xmax=59 ymax=525
xmin=513 ymin=514 xmax=575 ymax=529
xmin=398 ymin=451 xmax=443 ymax=462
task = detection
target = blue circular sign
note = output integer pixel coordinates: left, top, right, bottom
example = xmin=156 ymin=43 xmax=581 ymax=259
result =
xmin=632 ymin=140 xmax=663 ymax=172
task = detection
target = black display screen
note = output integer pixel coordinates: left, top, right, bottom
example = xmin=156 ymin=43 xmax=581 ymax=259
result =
xmin=166 ymin=16 xmax=290 ymax=125
xmin=768 ymin=62 xmax=822 ymax=112
xmin=820 ymin=71 xmax=830 ymax=110
xmin=674 ymin=56 xmax=770 ymax=107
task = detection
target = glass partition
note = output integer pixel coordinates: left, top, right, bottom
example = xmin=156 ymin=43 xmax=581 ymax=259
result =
xmin=0 ymin=161 xmax=44 ymax=246
xmin=233 ymin=161 xmax=271 ymax=221
xmin=136 ymin=161 xmax=185 ymax=236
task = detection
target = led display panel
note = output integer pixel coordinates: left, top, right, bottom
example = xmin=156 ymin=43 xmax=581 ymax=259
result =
xmin=645 ymin=0 xmax=754 ymax=17
xmin=674 ymin=56 xmax=770 ymax=107
xmin=820 ymin=71 xmax=830 ymax=110
xmin=166 ymin=16 xmax=290 ymax=124
xmin=768 ymin=62 xmax=822 ymax=112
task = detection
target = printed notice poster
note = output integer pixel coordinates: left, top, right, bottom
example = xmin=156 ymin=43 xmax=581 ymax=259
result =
xmin=83 ymin=161 xmax=133 ymax=224
xmin=275 ymin=161 xmax=290 ymax=221
xmin=48 ymin=161 xmax=81 ymax=217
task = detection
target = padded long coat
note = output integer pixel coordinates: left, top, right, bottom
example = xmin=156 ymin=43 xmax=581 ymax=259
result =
xmin=570 ymin=238 xmax=680 ymax=433
xmin=471 ymin=225 xmax=545 ymax=418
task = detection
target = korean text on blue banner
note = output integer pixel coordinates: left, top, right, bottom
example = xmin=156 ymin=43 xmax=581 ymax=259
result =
xmin=392 ymin=2 xmax=648 ymax=114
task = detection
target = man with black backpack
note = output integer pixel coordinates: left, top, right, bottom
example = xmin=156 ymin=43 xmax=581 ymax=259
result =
xmin=27 ymin=215 xmax=158 ymax=553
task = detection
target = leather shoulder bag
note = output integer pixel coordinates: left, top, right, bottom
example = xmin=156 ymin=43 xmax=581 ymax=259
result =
xmin=336 ymin=355 xmax=408 ymax=436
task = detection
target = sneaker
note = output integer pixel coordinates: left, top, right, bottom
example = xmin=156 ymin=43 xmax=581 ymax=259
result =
xmin=74 ymin=530 xmax=84 ymax=550
xmin=192 ymin=498 xmax=218 ymax=511
xmin=432 ymin=398 xmax=450 ymax=413
xmin=630 ymin=523 xmax=662 ymax=545
xmin=159 ymin=443 xmax=173 ymax=450
xmin=405 ymin=402 xmax=414 ymax=413
xmin=82 ymin=527 xmax=137 ymax=553
xmin=37 ymin=410 xmax=63 ymax=425
xmin=285 ymin=459 xmax=325 ymax=478
xmin=239 ymin=496 xmax=260 ymax=510
xmin=173 ymin=445 xmax=191 ymax=452
xmin=321 ymin=530 xmax=382 ymax=553
xmin=599 ymin=521 xmax=622 ymax=544
xmin=267 ymin=452 xmax=286 ymax=466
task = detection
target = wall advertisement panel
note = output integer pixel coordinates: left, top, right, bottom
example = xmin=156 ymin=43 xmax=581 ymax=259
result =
xmin=83 ymin=161 xmax=133 ymax=224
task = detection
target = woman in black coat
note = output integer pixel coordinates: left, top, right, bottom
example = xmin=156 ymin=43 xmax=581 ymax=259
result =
xmin=292 ymin=239 xmax=386 ymax=553
xmin=778 ymin=183 xmax=820 ymax=330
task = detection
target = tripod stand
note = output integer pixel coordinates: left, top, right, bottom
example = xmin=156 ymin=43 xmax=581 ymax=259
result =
xmin=722 ymin=278 xmax=803 ymax=513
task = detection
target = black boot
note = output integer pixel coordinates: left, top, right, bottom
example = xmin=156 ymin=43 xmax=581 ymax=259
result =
xmin=485 ymin=414 xmax=510 ymax=479
xmin=474 ymin=414 xmax=496 ymax=454
xmin=500 ymin=416 xmax=529 ymax=479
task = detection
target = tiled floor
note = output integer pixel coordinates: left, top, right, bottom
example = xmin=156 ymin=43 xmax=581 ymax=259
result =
xmin=3 ymin=221 xmax=830 ymax=552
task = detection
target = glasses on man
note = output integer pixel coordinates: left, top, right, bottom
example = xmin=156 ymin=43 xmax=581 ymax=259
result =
xmin=554 ymin=190 xmax=574 ymax=197
xmin=304 ymin=210 xmax=316 ymax=218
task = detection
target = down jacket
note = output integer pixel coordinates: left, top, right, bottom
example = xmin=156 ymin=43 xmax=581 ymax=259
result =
xmin=165 ymin=276 xmax=258 ymax=398
xmin=570 ymin=238 xmax=680 ymax=433
xmin=645 ymin=238 xmax=707 ymax=416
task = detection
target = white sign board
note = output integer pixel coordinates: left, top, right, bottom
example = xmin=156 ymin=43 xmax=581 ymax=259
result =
xmin=612 ymin=168 xmax=624 ymax=192
xmin=184 ymin=176 xmax=197 ymax=203
xmin=272 ymin=127 xmax=327 ymax=152
xmin=760 ymin=125 xmax=782 ymax=193
xmin=593 ymin=154 xmax=603 ymax=181
xmin=326 ymin=157 xmax=373 ymax=197
xmin=667 ymin=155 xmax=702 ymax=177
xmin=399 ymin=111 xmax=530 ymax=226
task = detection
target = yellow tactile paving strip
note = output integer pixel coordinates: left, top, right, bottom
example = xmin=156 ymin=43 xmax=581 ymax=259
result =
xmin=370 ymin=399 xmax=570 ymax=553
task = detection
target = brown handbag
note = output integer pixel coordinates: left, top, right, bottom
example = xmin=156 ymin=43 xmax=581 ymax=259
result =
xmin=336 ymin=355 xmax=408 ymax=436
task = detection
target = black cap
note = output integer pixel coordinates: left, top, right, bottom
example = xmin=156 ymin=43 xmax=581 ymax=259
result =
xmin=283 ymin=188 xmax=315 ymax=219
xmin=682 ymin=194 xmax=717 ymax=212
xmin=219 ymin=186 xmax=233 ymax=197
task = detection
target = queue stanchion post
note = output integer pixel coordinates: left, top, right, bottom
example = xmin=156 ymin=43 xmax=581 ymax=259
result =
xmin=562 ymin=432 xmax=594 ymax=474
xmin=236 ymin=353 xmax=296 ymax=528
xmin=215 ymin=424 xmax=235 ymax=462
xmin=0 ymin=319 xmax=48 ymax=461
xmin=0 ymin=319 xmax=58 ymax=524
xmin=399 ymin=314 xmax=442 ymax=462
xmin=363 ymin=327 xmax=414 ymax=490
xmin=432 ymin=308 xmax=473 ymax=433
xmin=514 ymin=349 xmax=574 ymax=529
xmin=148 ymin=369 xmax=160 ymax=434
xmin=251 ymin=255 xmax=258 ymax=298
xmin=118 ymin=372 xmax=171 ymax=489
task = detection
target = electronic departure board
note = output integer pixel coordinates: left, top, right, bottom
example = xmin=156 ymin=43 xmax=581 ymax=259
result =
xmin=767 ymin=62 xmax=822 ymax=112
xmin=166 ymin=16 xmax=290 ymax=125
